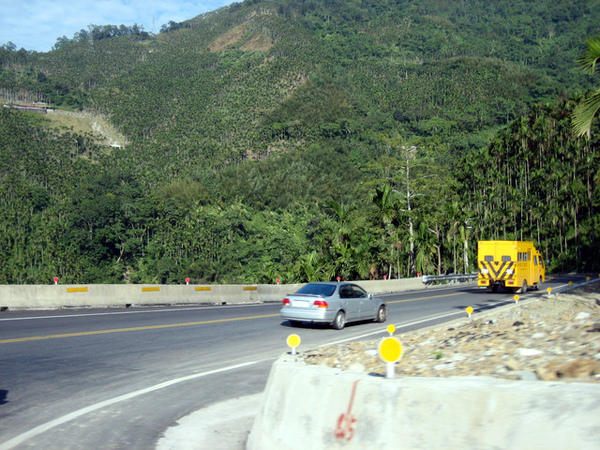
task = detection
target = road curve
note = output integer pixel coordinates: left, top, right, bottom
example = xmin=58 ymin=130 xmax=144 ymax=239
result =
xmin=0 ymin=275 xmax=578 ymax=448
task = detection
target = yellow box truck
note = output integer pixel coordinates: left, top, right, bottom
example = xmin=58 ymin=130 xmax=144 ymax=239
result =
xmin=477 ymin=241 xmax=545 ymax=293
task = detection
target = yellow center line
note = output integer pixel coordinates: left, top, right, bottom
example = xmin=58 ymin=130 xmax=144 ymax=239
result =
xmin=387 ymin=292 xmax=464 ymax=304
xmin=0 ymin=313 xmax=280 ymax=344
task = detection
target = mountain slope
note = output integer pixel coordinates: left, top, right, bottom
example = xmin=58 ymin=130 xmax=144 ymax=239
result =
xmin=0 ymin=0 xmax=599 ymax=284
xmin=3 ymin=0 xmax=599 ymax=181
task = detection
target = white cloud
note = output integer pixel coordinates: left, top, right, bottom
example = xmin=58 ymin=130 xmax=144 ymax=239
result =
xmin=0 ymin=0 xmax=235 ymax=52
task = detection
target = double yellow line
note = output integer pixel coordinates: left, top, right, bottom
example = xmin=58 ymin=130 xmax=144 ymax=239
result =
xmin=0 ymin=313 xmax=279 ymax=344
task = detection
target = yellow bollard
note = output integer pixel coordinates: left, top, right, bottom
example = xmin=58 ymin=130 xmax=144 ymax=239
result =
xmin=287 ymin=334 xmax=301 ymax=355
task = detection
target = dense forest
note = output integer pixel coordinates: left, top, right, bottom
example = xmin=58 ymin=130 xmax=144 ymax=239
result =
xmin=0 ymin=0 xmax=599 ymax=284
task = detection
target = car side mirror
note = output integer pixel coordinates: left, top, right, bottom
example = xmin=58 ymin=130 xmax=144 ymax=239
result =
xmin=368 ymin=293 xmax=373 ymax=299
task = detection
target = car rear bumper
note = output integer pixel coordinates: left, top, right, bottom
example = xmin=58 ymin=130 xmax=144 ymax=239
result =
xmin=280 ymin=307 xmax=335 ymax=323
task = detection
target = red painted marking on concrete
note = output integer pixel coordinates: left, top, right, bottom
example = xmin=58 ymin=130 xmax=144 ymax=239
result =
xmin=335 ymin=380 xmax=360 ymax=441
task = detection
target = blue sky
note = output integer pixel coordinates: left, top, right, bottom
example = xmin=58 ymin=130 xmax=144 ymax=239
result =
xmin=0 ymin=0 xmax=236 ymax=52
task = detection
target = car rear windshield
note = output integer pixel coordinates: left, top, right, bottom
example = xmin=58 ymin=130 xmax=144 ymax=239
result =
xmin=296 ymin=284 xmax=336 ymax=297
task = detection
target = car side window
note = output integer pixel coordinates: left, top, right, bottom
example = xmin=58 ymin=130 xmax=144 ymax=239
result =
xmin=351 ymin=285 xmax=367 ymax=298
xmin=339 ymin=285 xmax=351 ymax=298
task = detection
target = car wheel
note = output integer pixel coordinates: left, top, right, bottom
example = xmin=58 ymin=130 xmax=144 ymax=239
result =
xmin=375 ymin=305 xmax=387 ymax=323
xmin=332 ymin=311 xmax=346 ymax=330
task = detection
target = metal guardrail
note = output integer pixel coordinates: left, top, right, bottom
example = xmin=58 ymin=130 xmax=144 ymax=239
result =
xmin=422 ymin=273 xmax=478 ymax=285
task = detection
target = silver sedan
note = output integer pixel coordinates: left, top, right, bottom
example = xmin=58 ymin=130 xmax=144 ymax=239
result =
xmin=280 ymin=282 xmax=387 ymax=330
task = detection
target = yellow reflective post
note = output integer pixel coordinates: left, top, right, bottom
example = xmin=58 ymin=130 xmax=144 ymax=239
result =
xmin=387 ymin=324 xmax=396 ymax=336
xmin=466 ymin=306 xmax=474 ymax=318
xmin=514 ymin=295 xmax=520 ymax=304
xmin=287 ymin=334 xmax=301 ymax=355
xmin=378 ymin=337 xmax=403 ymax=379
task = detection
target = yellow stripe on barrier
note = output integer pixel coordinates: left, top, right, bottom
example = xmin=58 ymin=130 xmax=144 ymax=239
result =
xmin=195 ymin=287 xmax=211 ymax=291
xmin=66 ymin=287 xmax=89 ymax=293
xmin=243 ymin=286 xmax=258 ymax=291
xmin=141 ymin=287 xmax=160 ymax=292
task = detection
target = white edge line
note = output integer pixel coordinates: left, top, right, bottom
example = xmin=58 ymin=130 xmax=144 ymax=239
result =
xmin=0 ymin=360 xmax=260 ymax=450
xmin=319 ymin=310 xmax=460 ymax=348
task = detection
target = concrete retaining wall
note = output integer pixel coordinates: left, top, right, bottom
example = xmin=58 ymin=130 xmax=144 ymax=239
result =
xmin=248 ymin=356 xmax=600 ymax=450
xmin=0 ymin=278 xmax=426 ymax=310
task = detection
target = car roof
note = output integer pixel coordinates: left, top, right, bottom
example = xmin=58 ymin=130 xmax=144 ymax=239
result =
xmin=306 ymin=281 xmax=358 ymax=286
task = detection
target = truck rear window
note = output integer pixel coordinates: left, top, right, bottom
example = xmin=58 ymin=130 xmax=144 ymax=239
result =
xmin=484 ymin=255 xmax=511 ymax=262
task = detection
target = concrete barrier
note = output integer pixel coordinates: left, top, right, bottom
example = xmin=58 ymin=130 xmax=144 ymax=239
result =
xmin=355 ymin=278 xmax=425 ymax=294
xmin=0 ymin=278 xmax=428 ymax=310
xmin=0 ymin=284 xmax=276 ymax=310
xmin=247 ymin=355 xmax=600 ymax=450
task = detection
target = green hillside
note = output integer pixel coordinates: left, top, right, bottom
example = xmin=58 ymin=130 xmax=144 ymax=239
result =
xmin=0 ymin=0 xmax=599 ymax=284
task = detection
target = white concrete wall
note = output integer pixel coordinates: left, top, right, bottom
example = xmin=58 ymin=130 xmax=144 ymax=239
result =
xmin=248 ymin=356 xmax=600 ymax=450
xmin=0 ymin=278 xmax=426 ymax=310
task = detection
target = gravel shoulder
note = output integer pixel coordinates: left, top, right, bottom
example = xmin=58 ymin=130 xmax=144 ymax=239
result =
xmin=300 ymin=282 xmax=600 ymax=383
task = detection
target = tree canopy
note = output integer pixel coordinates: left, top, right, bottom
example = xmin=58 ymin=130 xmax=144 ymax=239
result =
xmin=0 ymin=0 xmax=599 ymax=284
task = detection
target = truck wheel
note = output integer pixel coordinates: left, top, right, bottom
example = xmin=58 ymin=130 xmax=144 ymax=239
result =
xmin=536 ymin=277 xmax=543 ymax=291
xmin=521 ymin=281 xmax=528 ymax=294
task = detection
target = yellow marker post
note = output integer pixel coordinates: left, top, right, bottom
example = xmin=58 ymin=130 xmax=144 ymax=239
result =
xmin=387 ymin=324 xmax=396 ymax=336
xmin=466 ymin=306 xmax=474 ymax=318
xmin=378 ymin=337 xmax=403 ymax=379
xmin=547 ymin=287 xmax=552 ymax=295
xmin=514 ymin=294 xmax=520 ymax=304
xmin=569 ymin=281 xmax=573 ymax=286
xmin=287 ymin=334 xmax=301 ymax=355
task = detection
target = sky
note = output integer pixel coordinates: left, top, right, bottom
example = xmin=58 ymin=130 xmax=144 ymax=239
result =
xmin=0 ymin=0 xmax=236 ymax=52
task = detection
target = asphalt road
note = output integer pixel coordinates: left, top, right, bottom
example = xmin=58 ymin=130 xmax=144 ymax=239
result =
xmin=0 ymin=275 xmax=580 ymax=449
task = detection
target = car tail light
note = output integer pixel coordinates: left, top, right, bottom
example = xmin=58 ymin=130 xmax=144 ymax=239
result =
xmin=282 ymin=298 xmax=290 ymax=306
xmin=313 ymin=300 xmax=328 ymax=308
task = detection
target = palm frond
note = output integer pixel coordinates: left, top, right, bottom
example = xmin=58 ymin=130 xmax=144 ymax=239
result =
xmin=572 ymin=89 xmax=600 ymax=138
xmin=577 ymin=36 xmax=600 ymax=74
